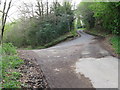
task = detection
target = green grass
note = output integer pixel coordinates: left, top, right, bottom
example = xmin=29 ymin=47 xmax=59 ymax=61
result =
xmin=109 ymin=36 xmax=120 ymax=54
xmin=0 ymin=43 xmax=24 ymax=88
xmin=44 ymin=32 xmax=76 ymax=48
xmin=78 ymin=28 xmax=86 ymax=31
xmin=85 ymin=29 xmax=109 ymax=37
xmin=21 ymin=31 xmax=77 ymax=50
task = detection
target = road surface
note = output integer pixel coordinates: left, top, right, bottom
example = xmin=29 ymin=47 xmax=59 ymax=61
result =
xmin=19 ymin=31 xmax=118 ymax=88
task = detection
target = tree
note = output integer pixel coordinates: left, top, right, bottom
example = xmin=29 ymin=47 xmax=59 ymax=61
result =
xmin=4 ymin=1 xmax=75 ymax=47
xmin=90 ymin=2 xmax=120 ymax=34
xmin=46 ymin=0 xmax=49 ymax=15
xmin=18 ymin=1 xmax=35 ymax=21
xmin=76 ymin=2 xmax=95 ymax=29
xmin=1 ymin=0 xmax=12 ymax=44
xmin=76 ymin=2 xmax=120 ymax=35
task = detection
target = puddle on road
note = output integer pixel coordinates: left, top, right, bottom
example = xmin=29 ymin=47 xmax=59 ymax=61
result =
xmin=75 ymin=56 xmax=118 ymax=88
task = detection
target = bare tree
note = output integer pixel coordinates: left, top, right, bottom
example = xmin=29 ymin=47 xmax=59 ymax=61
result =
xmin=36 ymin=1 xmax=42 ymax=17
xmin=36 ymin=0 xmax=44 ymax=17
xmin=1 ymin=0 xmax=12 ymax=44
xmin=18 ymin=2 xmax=35 ymax=21
xmin=46 ymin=0 xmax=49 ymax=15
xmin=41 ymin=0 xmax=44 ymax=16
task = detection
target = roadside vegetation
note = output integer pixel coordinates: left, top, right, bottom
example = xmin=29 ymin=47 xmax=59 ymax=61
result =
xmin=0 ymin=43 xmax=24 ymax=88
xmin=3 ymin=1 xmax=75 ymax=48
xmin=75 ymin=1 xmax=120 ymax=55
xmin=110 ymin=36 xmax=120 ymax=54
xmin=38 ymin=32 xmax=76 ymax=49
xmin=0 ymin=0 xmax=120 ymax=88
xmin=0 ymin=1 xmax=75 ymax=88
xmin=1 ymin=1 xmax=119 ymax=53
xmin=84 ymin=29 xmax=120 ymax=54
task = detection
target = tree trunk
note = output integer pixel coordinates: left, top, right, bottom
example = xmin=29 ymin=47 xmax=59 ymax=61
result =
xmin=1 ymin=0 xmax=12 ymax=44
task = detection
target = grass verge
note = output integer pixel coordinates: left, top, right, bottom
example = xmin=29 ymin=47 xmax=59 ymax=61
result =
xmin=20 ymin=31 xmax=77 ymax=50
xmin=0 ymin=43 xmax=24 ymax=88
xmin=36 ymin=32 xmax=77 ymax=49
xmin=85 ymin=29 xmax=120 ymax=55
xmin=44 ymin=32 xmax=76 ymax=48
xmin=109 ymin=36 xmax=120 ymax=54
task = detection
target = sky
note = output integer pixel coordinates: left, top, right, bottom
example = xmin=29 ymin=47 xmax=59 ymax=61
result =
xmin=0 ymin=0 xmax=82 ymax=22
xmin=1 ymin=0 xmax=119 ymax=22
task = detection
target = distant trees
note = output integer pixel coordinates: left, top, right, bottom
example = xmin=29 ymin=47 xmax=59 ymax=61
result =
xmin=76 ymin=2 xmax=120 ymax=35
xmin=76 ymin=16 xmax=82 ymax=28
xmin=76 ymin=2 xmax=95 ymax=29
xmin=4 ymin=1 xmax=74 ymax=48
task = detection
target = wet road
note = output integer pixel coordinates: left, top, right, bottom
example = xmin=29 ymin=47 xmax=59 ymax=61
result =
xmin=22 ymin=31 xmax=118 ymax=88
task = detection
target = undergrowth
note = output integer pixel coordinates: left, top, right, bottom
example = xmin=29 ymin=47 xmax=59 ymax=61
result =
xmin=110 ymin=36 xmax=120 ymax=54
xmin=0 ymin=43 xmax=24 ymax=88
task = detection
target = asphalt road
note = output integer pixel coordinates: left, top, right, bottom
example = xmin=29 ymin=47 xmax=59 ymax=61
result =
xmin=20 ymin=31 xmax=118 ymax=88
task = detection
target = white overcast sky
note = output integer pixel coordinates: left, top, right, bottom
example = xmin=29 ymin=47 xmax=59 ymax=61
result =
xmin=1 ymin=0 xmax=119 ymax=22
xmin=0 ymin=0 xmax=82 ymax=22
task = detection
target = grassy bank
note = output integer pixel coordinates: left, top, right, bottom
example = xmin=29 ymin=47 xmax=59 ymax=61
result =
xmin=23 ymin=31 xmax=77 ymax=50
xmin=0 ymin=43 xmax=24 ymax=88
xmin=110 ymin=36 xmax=120 ymax=54
xmin=85 ymin=29 xmax=120 ymax=55
xmin=43 ymin=32 xmax=77 ymax=48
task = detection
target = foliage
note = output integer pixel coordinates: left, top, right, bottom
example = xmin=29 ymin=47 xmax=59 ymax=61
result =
xmin=76 ymin=2 xmax=120 ymax=35
xmin=90 ymin=2 xmax=120 ymax=35
xmin=4 ymin=2 xmax=74 ymax=48
xmin=44 ymin=32 xmax=75 ymax=48
xmin=0 ymin=43 xmax=24 ymax=88
xmin=110 ymin=35 xmax=120 ymax=54
xmin=1 ymin=43 xmax=17 ymax=55
xmin=76 ymin=16 xmax=82 ymax=29
xmin=76 ymin=2 xmax=95 ymax=29
xmin=76 ymin=2 xmax=120 ymax=54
